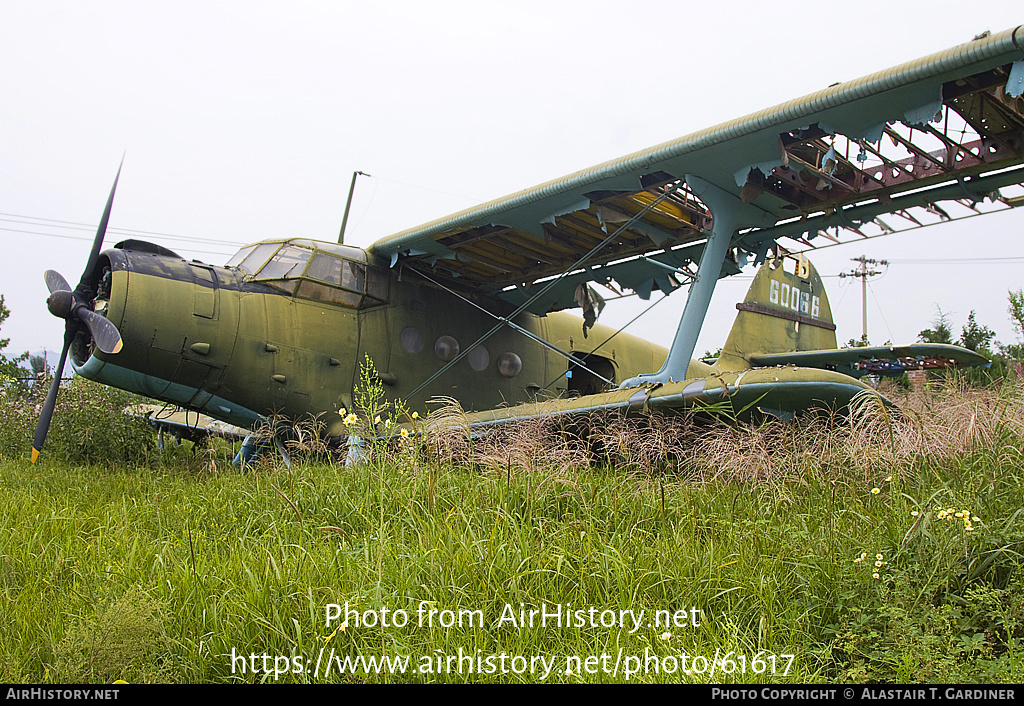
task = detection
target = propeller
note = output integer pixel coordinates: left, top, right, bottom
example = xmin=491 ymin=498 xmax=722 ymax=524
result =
xmin=31 ymin=165 xmax=125 ymax=463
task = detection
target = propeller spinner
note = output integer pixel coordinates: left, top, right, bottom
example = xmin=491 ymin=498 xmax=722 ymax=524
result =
xmin=31 ymin=166 xmax=125 ymax=463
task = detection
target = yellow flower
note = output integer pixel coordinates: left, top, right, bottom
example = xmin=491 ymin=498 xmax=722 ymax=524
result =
xmin=911 ymin=510 xmax=920 ymax=517
xmin=412 ymin=411 xmax=420 ymax=419
xmin=875 ymin=561 xmax=883 ymax=567
xmin=871 ymin=488 xmax=881 ymax=495
xmin=876 ymin=554 xmax=883 ymax=560
xmin=660 ymin=632 xmax=671 ymax=641
xmin=343 ymin=413 xmax=358 ymax=426
xmin=374 ymin=415 xmax=382 ymax=424
xmin=873 ymin=573 xmax=880 ymax=579
xmin=885 ymin=475 xmax=893 ymax=482
xmin=400 ymin=428 xmax=410 ymax=439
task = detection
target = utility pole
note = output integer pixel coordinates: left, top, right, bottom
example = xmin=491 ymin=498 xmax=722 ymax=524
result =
xmin=838 ymin=255 xmax=887 ymax=344
xmin=338 ymin=171 xmax=370 ymax=245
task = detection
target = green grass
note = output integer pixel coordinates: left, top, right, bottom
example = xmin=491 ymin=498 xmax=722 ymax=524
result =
xmin=1 ymin=377 xmax=1024 ymax=682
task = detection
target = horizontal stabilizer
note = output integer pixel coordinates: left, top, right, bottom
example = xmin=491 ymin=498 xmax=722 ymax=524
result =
xmin=749 ymin=344 xmax=990 ymax=379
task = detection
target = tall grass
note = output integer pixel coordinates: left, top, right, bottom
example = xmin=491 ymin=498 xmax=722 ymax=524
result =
xmin=1 ymin=376 xmax=1022 ymax=682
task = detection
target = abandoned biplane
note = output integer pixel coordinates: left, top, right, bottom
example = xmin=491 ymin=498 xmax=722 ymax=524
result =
xmin=31 ymin=26 xmax=1024 ymax=461
xmin=129 ymin=256 xmax=988 ymax=455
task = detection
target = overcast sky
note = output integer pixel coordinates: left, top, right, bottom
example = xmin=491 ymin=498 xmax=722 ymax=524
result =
xmin=2 ymin=1 xmax=1023 ymax=366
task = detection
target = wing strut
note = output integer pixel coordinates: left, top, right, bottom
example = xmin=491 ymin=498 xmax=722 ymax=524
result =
xmin=404 ymin=180 xmax=685 ymax=402
xmin=620 ymin=175 xmax=776 ymax=388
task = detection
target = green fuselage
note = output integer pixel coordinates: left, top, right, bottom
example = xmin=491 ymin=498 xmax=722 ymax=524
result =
xmin=75 ymin=240 xmax=668 ymax=433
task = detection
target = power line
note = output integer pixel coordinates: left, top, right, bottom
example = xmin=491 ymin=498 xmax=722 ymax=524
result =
xmin=0 ymin=226 xmax=237 ymax=260
xmin=0 ymin=213 xmax=244 ymax=260
xmin=0 ymin=212 xmax=244 ymax=247
xmin=885 ymin=256 xmax=1024 ymax=264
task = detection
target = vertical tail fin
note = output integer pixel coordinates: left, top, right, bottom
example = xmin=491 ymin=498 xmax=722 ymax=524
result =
xmin=714 ymin=257 xmax=837 ymax=371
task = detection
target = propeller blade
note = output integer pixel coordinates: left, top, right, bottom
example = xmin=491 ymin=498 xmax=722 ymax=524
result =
xmin=31 ymin=329 xmax=72 ymax=464
xmin=44 ymin=270 xmax=72 ymax=295
xmin=75 ymin=160 xmax=122 ymax=296
xmin=33 ymin=161 xmax=125 ymax=463
xmin=78 ymin=308 xmax=123 ymax=355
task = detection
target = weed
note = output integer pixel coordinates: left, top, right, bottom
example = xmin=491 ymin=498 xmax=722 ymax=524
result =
xmin=49 ymin=585 xmax=174 ymax=683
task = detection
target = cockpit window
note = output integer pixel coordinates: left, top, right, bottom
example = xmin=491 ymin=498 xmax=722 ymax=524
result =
xmin=307 ymin=253 xmax=365 ymax=291
xmin=306 ymin=253 xmax=344 ymax=285
xmin=225 ymin=245 xmax=255 ymax=269
xmin=232 ymin=242 xmax=280 ymax=276
xmin=255 ymin=245 xmax=312 ymax=279
xmin=230 ymin=240 xmax=387 ymax=309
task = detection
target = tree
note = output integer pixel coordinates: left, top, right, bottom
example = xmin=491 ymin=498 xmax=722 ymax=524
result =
xmin=918 ymin=306 xmax=954 ymax=345
xmin=1004 ymin=289 xmax=1024 ymax=360
xmin=1010 ymin=289 xmax=1024 ymax=338
xmin=0 ymin=295 xmax=28 ymax=382
xmin=0 ymin=294 xmax=10 ymax=354
xmin=29 ymin=354 xmax=46 ymax=376
xmin=958 ymin=310 xmax=996 ymax=352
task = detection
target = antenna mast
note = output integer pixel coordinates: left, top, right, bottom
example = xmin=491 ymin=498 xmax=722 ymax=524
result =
xmin=338 ymin=171 xmax=370 ymax=244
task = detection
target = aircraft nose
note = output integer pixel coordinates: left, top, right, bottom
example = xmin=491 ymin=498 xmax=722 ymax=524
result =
xmin=41 ymin=266 xmax=123 ymax=356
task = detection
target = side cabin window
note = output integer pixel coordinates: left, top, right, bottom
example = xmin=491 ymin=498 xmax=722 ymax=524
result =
xmin=228 ymin=242 xmax=387 ymax=309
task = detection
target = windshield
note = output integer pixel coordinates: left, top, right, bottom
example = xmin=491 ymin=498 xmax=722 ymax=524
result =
xmin=230 ymin=243 xmax=280 ymax=276
xmin=255 ymin=245 xmax=312 ymax=279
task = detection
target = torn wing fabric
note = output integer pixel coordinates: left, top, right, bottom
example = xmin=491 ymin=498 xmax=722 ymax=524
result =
xmin=574 ymin=283 xmax=606 ymax=338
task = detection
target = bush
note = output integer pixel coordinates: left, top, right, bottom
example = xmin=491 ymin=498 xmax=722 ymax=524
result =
xmin=0 ymin=376 xmax=156 ymax=465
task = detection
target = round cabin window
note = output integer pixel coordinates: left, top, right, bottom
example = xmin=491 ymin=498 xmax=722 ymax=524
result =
xmin=434 ymin=335 xmax=460 ymax=362
xmin=401 ymin=326 xmax=424 ymax=354
xmin=496 ymin=352 xmax=522 ymax=378
xmin=468 ymin=345 xmax=489 ymax=371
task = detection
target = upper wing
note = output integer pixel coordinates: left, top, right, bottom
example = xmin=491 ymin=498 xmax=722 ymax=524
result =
xmin=749 ymin=343 xmax=990 ymax=378
xmin=369 ymin=28 xmax=1024 ymax=314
